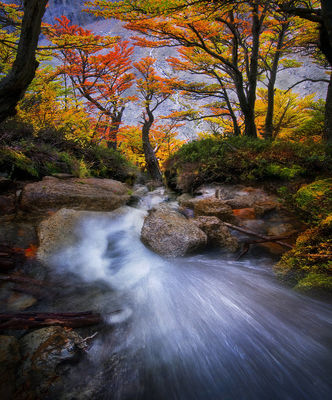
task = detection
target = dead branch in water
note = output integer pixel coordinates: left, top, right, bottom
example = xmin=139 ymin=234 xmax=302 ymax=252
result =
xmin=0 ymin=311 xmax=103 ymax=330
xmin=223 ymin=222 xmax=294 ymax=249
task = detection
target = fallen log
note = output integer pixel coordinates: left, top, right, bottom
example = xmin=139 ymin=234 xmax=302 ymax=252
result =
xmin=223 ymin=222 xmax=293 ymax=249
xmin=0 ymin=274 xmax=49 ymax=287
xmin=0 ymin=311 xmax=103 ymax=330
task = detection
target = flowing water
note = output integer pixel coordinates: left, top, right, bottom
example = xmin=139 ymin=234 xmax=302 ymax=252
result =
xmin=49 ymin=190 xmax=332 ymax=400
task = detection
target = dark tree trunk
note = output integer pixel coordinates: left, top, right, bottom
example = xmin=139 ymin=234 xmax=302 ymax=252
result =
xmin=320 ymin=0 xmax=332 ymax=65
xmin=265 ymin=23 xmax=288 ymax=140
xmin=107 ymin=110 xmax=123 ymax=150
xmin=321 ymin=0 xmax=332 ymax=144
xmin=142 ymin=110 xmax=162 ymax=182
xmin=0 ymin=0 xmax=48 ymax=124
xmin=324 ymin=73 xmax=332 ymax=144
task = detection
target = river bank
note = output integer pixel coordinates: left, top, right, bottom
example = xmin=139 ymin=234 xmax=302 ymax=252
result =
xmin=0 ymin=176 xmax=331 ymax=399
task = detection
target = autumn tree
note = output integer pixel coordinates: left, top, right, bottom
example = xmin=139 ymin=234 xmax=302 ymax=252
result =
xmin=49 ymin=16 xmax=135 ymax=150
xmin=119 ymin=122 xmax=184 ymax=170
xmin=0 ymin=0 xmax=48 ymax=123
xmin=273 ymin=0 xmax=332 ymax=143
xmin=134 ymin=57 xmax=177 ymax=181
xmin=88 ymin=1 xmax=306 ymax=140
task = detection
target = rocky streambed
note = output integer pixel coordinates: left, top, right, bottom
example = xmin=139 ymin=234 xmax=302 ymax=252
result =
xmin=0 ymin=176 xmax=331 ymax=399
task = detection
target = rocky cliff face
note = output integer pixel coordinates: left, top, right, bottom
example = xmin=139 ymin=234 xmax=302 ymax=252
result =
xmin=44 ymin=0 xmax=96 ymax=25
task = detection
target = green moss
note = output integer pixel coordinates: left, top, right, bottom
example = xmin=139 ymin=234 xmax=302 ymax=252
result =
xmin=294 ymin=179 xmax=332 ymax=223
xmin=295 ymin=273 xmax=332 ymax=292
xmin=0 ymin=147 xmax=38 ymax=178
xmin=275 ymin=215 xmax=332 ymax=295
xmin=165 ymin=136 xmax=331 ymax=192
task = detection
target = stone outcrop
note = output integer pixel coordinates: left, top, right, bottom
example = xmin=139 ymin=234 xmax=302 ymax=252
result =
xmin=193 ymin=197 xmax=235 ymax=223
xmin=17 ymin=326 xmax=84 ymax=398
xmin=193 ymin=216 xmax=239 ymax=252
xmin=20 ymin=176 xmax=130 ymax=213
xmin=141 ymin=204 xmax=207 ymax=257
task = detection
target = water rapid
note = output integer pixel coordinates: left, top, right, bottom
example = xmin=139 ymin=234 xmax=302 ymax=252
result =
xmin=51 ymin=190 xmax=332 ymax=400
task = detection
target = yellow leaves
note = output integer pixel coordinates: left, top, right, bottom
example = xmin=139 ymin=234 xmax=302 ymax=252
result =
xmin=255 ymin=88 xmax=319 ymax=140
xmin=118 ymin=122 xmax=184 ymax=169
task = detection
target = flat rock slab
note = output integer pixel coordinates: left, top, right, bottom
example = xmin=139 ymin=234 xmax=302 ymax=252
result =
xmin=20 ymin=176 xmax=130 ymax=212
xmin=141 ymin=204 xmax=207 ymax=258
xmin=193 ymin=196 xmax=236 ymax=223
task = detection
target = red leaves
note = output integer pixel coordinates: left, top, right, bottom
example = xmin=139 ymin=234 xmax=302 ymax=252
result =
xmin=24 ymin=244 xmax=38 ymax=259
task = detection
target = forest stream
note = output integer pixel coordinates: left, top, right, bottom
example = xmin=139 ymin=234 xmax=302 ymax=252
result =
xmin=32 ymin=188 xmax=332 ymax=400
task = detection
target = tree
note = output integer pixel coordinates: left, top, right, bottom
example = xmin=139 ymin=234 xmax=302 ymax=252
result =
xmin=16 ymin=65 xmax=94 ymax=143
xmin=49 ymin=16 xmax=135 ymax=150
xmin=0 ymin=0 xmax=48 ymax=124
xmin=134 ymin=57 xmax=177 ymax=181
xmin=274 ymin=0 xmax=332 ymax=143
xmin=119 ymin=122 xmax=184 ymax=170
xmin=87 ymin=0 xmax=309 ymax=140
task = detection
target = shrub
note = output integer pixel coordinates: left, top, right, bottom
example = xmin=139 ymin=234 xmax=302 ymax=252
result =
xmin=165 ymin=136 xmax=331 ymax=192
xmin=275 ymin=215 xmax=332 ymax=294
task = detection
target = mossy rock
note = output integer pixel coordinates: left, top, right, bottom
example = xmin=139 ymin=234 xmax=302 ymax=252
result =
xmin=275 ymin=215 xmax=332 ymax=295
xmin=294 ymin=179 xmax=332 ymax=223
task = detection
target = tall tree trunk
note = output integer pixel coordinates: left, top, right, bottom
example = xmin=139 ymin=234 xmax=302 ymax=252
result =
xmin=265 ymin=23 xmax=288 ymax=140
xmin=321 ymin=0 xmax=332 ymax=144
xmin=0 ymin=0 xmax=48 ymax=124
xmin=107 ymin=110 xmax=123 ymax=150
xmin=243 ymin=109 xmax=258 ymax=138
xmin=320 ymin=0 xmax=332 ymax=65
xmin=324 ymin=73 xmax=332 ymax=144
xmin=142 ymin=111 xmax=162 ymax=182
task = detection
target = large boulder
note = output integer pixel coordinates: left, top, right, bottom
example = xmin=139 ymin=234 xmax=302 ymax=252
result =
xmin=16 ymin=326 xmax=84 ymax=398
xmin=0 ymin=335 xmax=21 ymax=400
xmin=193 ymin=196 xmax=235 ymax=223
xmin=193 ymin=216 xmax=239 ymax=252
xmin=20 ymin=176 xmax=130 ymax=212
xmin=141 ymin=204 xmax=207 ymax=257
xmin=37 ymin=207 xmax=129 ymax=263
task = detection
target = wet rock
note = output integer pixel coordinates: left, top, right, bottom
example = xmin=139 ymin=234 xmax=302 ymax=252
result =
xmin=133 ymin=185 xmax=149 ymax=198
xmin=0 ymin=195 xmax=15 ymax=215
xmin=128 ymin=185 xmax=149 ymax=205
xmin=267 ymin=223 xmax=294 ymax=237
xmin=20 ymin=176 xmax=130 ymax=213
xmin=193 ymin=196 xmax=235 ymax=223
xmin=6 ymin=292 xmax=37 ymax=311
xmin=193 ymin=216 xmax=239 ymax=252
xmin=0 ymin=335 xmax=20 ymax=400
xmin=224 ymin=187 xmax=277 ymax=210
xmin=254 ymin=200 xmax=279 ymax=217
xmin=17 ymin=326 xmax=84 ymax=398
xmin=179 ymin=196 xmax=200 ymax=210
xmin=0 ymin=222 xmax=37 ymax=249
xmin=178 ymin=206 xmax=194 ymax=219
xmin=146 ymin=180 xmax=163 ymax=191
xmin=141 ymin=204 xmax=207 ymax=257
xmin=232 ymin=208 xmax=256 ymax=220
xmin=37 ymin=207 xmax=130 ymax=263
xmin=177 ymin=193 xmax=193 ymax=205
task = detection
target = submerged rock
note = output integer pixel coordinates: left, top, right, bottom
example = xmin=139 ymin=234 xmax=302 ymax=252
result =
xmin=141 ymin=204 xmax=207 ymax=257
xmin=0 ymin=335 xmax=21 ymax=400
xmin=20 ymin=176 xmax=130 ymax=213
xmin=193 ymin=216 xmax=239 ymax=252
xmin=17 ymin=326 xmax=84 ymax=398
